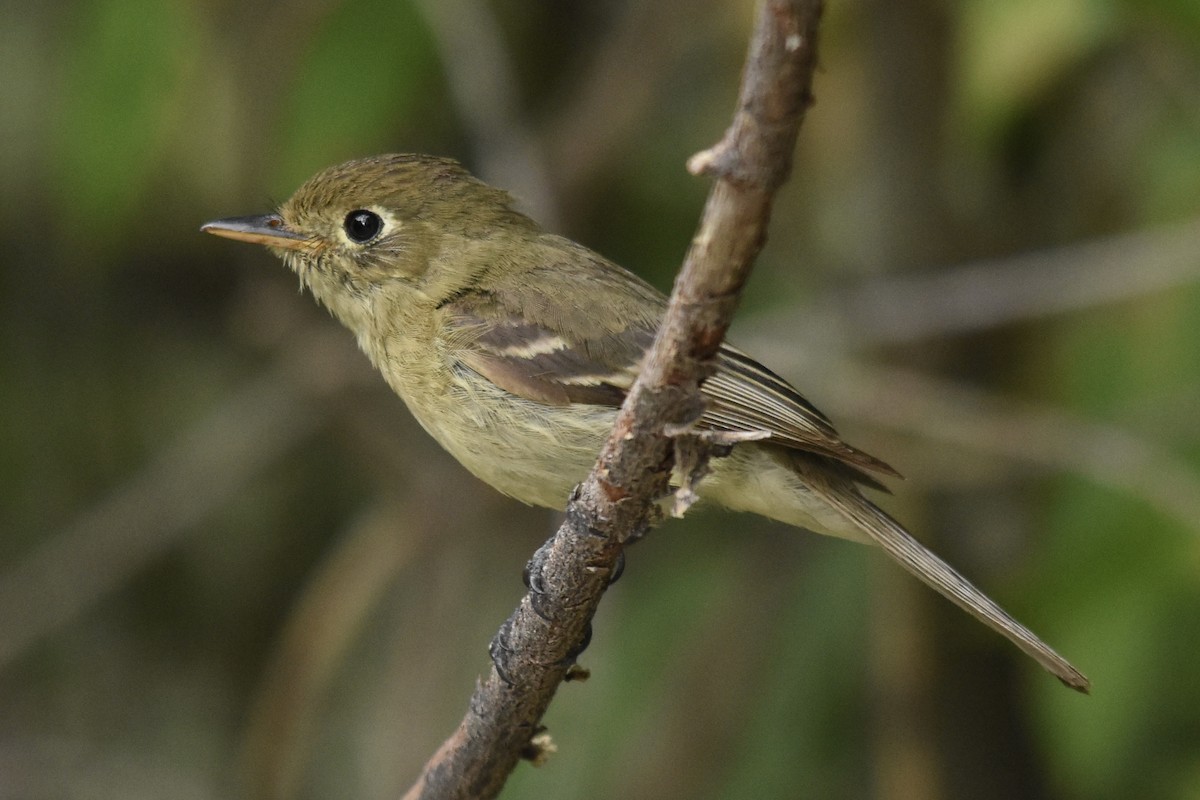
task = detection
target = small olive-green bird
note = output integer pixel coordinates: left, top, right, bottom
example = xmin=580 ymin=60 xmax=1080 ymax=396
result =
xmin=203 ymin=154 xmax=1088 ymax=692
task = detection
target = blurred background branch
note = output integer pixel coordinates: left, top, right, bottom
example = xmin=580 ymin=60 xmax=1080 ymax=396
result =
xmin=410 ymin=0 xmax=560 ymax=226
xmin=0 ymin=332 xmax=333 ymax=671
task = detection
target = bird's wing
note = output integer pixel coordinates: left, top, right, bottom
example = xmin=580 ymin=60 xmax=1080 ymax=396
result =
xmin=704 ymin=346 xmax=899 ymax=479
xmin=441 ymin=266 xmax=897 ymax=482
xmin=440 ymin=289 xmax=652 ymax=408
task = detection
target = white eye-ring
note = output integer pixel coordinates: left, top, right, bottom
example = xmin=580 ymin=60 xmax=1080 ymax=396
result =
xmin=340 ymin=206 xmax=396 ymax=245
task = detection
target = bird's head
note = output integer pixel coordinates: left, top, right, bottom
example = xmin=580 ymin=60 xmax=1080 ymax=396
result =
xmin=202 ymin=154 xmax=537 ymax=331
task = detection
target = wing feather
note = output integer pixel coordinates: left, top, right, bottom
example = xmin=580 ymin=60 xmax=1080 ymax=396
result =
xmin=440 ymin=289 xmax=898 ymax=484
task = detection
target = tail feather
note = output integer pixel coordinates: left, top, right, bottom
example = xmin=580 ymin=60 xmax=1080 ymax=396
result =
xmin=817 ymin=482 xmax=1090 ymax=693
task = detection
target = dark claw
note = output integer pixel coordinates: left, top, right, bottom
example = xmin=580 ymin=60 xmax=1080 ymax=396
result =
xmin=524 ymin=542 xmax=555 ymax=621
xmin=558 ymin=622 xmax=592 ymax=666
xmin=577 ymin=621 xmax=592 ymax=656
xmin=523 ymin=542 xmax=552 ymax=594
xmin=489 ymin=618 xmax=516 ymax=687
xmin=607 ymin=549 xmax=626 ymax=586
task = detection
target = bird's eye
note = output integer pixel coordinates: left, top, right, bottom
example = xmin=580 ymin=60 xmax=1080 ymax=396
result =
xmin=344 ymin=209 xmax=383 ymax=243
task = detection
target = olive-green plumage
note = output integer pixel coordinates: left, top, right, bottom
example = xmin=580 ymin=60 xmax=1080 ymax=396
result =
xmin=203 ymin=154 xmax=1088 ymax=693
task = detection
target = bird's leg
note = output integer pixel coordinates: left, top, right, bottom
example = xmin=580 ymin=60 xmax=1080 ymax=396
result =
xmin=665 ymin=423 xmax=771 ymax=518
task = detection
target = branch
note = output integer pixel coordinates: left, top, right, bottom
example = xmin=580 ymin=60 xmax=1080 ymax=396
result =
xmin=400 ymin=2 xmax=825 ymax=798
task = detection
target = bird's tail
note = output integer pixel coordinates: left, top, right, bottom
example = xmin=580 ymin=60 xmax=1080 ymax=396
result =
xmin=812 ymin=477 xmax=1090 ymax=693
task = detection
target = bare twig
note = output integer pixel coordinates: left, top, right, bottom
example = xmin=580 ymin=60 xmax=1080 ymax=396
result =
xmin=400 ymin=3 xmax=825 ymax=798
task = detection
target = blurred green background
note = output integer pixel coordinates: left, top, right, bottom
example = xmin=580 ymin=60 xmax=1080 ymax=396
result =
xmin=3 ymin=0 xmax=1200 ymax=797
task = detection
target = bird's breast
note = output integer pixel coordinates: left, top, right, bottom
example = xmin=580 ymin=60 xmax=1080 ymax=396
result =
xmin=377 ymin=335 xmax=617 ymax=508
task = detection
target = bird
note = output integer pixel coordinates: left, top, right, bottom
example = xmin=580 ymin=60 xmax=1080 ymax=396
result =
xmin=202 ymin=153 xmax=1089 ymax=692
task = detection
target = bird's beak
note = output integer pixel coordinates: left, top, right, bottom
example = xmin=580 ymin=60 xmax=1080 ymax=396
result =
xmin=200 ymin=214 xmax=312 ymax=251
